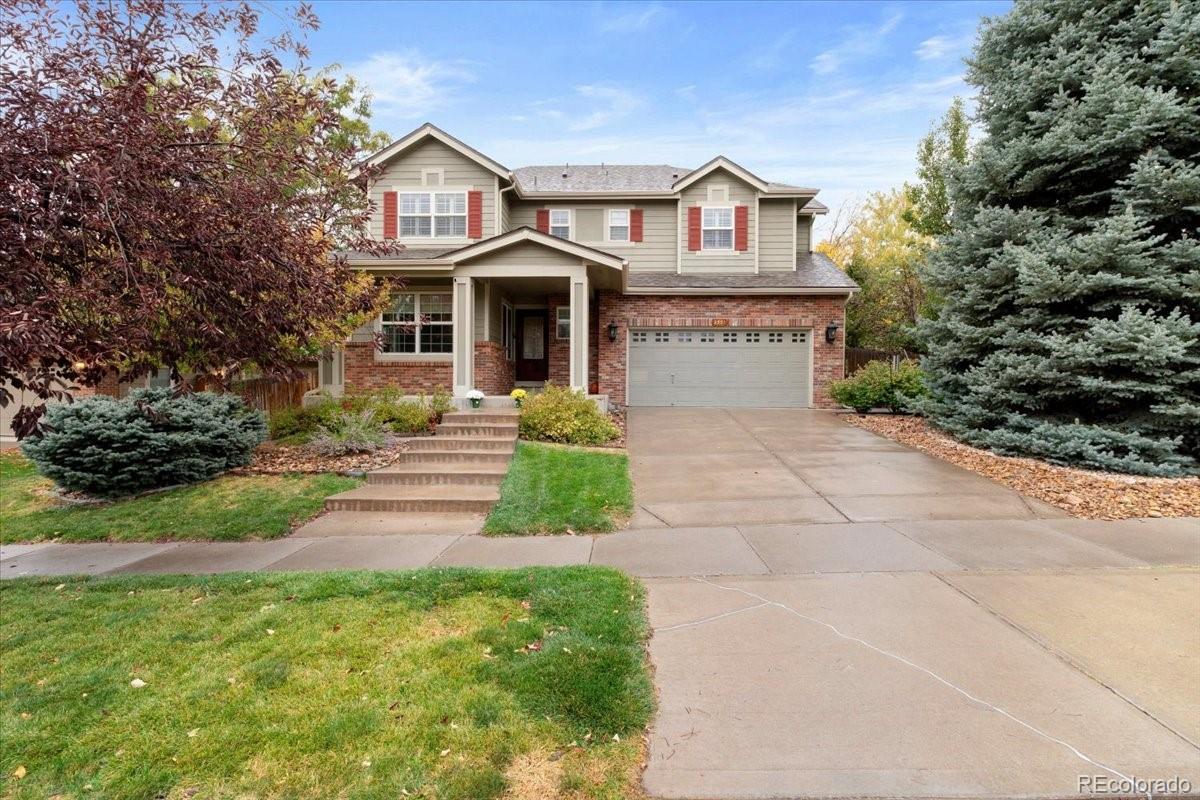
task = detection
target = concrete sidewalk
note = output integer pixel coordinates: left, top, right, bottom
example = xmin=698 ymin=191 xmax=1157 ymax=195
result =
xmin=2 ymin=516 xmax=1195 ymax=578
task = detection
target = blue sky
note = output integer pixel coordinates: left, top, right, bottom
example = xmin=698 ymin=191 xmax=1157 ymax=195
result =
xmin=303 ymin=0 xmax=1011 ymax=237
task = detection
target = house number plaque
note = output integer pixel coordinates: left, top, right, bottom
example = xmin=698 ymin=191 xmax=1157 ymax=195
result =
xmin=711 ymin=319 xmax=731 ymax=327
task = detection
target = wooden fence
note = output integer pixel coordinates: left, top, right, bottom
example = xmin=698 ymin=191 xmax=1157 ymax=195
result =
xmin=194 ymin=370 xmax=317 ymax=414
xmin=845 ymin=347 xmax=915 ymax=375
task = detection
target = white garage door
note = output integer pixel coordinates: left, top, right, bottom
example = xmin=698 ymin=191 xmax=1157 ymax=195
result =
xmin=628 ymin=329 xmax=812 ymax=407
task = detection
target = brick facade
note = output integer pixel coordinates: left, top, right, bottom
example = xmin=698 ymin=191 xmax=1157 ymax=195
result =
xmin=343 ymin=342 xmax=452 ymax=393
xmin=473 ymin=341 xmax=514 ymax=395
xmin=547 ymin=294 xmax=570 ymax=387
xmin=596 ymin=292 xmax=848 ymax=408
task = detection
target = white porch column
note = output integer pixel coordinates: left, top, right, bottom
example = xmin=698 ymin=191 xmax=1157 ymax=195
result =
xmin=452 ymin=276 xmax=475 ymax=397
xmin=569 ymin=274 xmax=589 ymax=392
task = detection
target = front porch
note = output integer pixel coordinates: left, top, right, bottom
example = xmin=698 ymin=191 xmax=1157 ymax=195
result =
xmin=317 ymin=228 xmax=624 ymax=407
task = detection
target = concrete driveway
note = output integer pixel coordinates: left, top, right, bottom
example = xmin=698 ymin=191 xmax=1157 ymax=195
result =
xmin=626 ymin=407 xmax=1064 ymax=527
xmin=627 ymin=408 xmax=1200 ymax=799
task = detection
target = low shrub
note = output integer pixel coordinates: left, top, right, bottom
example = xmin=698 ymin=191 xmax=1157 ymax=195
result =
xmin=20 ymin=388 xmax=266 ymax=497
xmin=270 ymin=386 xmax=454 ymax=442
xmin=308 ymin=410 xmax=388 ymax=455
xmin=518 ymin=384 xmax=620 ymax=445
xmin=374 ymin=398 xmax=432 ymax=434
xmin=830 ymin=360 xmax=927 ymax=414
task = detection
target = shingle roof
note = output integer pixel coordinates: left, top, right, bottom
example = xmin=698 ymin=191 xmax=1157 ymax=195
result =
xmin=339 ymin=247 xmax=458 ymax=262
xmin=513 ymin=165 xmax=691 ymax=193
xmin=626 ymin=252 xmax=857 ymax=291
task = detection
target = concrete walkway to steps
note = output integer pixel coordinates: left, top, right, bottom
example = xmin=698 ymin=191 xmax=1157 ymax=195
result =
xmin=2 ymin=515 xmax=1195 ymax=578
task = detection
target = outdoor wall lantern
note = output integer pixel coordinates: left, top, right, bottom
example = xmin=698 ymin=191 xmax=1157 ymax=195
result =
xmin=607 ymin=321 xmax=619 ymax=342
xmin=825 ymin=322 xmax=840 ymax=344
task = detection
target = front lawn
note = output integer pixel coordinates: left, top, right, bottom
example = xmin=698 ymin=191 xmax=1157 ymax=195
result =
xmin=0 ymin=568 xmax=653 ymax=800
xmin=484 ymin=443 xmax=633 ymax=535
xmin=0 ymin=452 xmax=360 ymax=544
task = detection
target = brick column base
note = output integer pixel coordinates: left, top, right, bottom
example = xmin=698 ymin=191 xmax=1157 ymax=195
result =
xmin=473 ymin=341 xmax=514 ymax=395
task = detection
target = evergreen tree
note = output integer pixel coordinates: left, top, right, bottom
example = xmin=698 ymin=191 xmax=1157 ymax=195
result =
xmin=917 ymin=0 xmax=1200 ymax=477
xmin=905 ymin=97 xmax=970 ymax=238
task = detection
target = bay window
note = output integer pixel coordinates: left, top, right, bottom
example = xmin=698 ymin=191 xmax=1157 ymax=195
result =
xmin=398 ymin=191 xmax=466 ymax=238
xmin=380 ymin=293 xmax=453 ymax=354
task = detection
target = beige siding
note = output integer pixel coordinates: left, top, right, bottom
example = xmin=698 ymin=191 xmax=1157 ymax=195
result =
xmin=368 ymin=139 xmax=497 ymax=241
xmin=797 ymin=216 xmax=813 ymax=254
xmin=470 ymin=280 xmax=506 ymax=343
xmin=457 ymin=240 xmax=575 ymax=266
xmin=509 ymin=200 xmax=677 ymax=273
xmin=758 ymin=199 xmax=795 ymax=272
xmin=499 ymin=186 xmax=511 ymax=234
xmin=679 ymin=168 xmax=757 ymax=274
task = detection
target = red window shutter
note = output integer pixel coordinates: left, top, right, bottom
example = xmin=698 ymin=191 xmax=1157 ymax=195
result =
xmin=467 ymin=190 xmax=483 ymax=238
xmin=630 ymin=209 xmax=644 ymax=242
xmin=734 ymin=205 xmax=748 ymax=251
xmin=687 ymin=206 xmax=701 ymax=251
xmin=536 ymin=208 xmax=550 ymax=233
xmin=382 ymin=191 xmax=398 ymax=239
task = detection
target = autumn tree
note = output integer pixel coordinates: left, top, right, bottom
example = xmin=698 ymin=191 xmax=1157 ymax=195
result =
xmin=0 ymin=0 xmax=394 ymax=436
xmin=819 ymin=191 xmax=933 ymax=352
xmin=904 ymin=97 xmax=970 ymax=238
xmin=917 ymin=0 xmax=1200 ymax=476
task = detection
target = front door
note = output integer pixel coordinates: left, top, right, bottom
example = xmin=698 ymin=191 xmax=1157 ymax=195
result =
xmin=515 ymin=309 xmax=549 ymax=382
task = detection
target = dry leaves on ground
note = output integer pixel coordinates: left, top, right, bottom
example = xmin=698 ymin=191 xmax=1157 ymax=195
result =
xmin=236 ymin=440 xmax=411 ymax=476
xmin=845 ymin=414 xmax=1200 ymax=520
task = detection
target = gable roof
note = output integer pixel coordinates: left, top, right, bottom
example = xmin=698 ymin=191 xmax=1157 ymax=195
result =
xmin=672 ymin=156 xmax=767 ymax=192
xmin=444 ymin=227 xmax=626 ymax=269
xmin=362 ymin=122 xmax=511 ymax=179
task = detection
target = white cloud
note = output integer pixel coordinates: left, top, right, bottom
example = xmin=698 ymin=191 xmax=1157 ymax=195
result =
xmin=529 ymin=84 xmax=645 ymax=132
xmin=597 ymin=2 xmax=665 ymax=34
xmin=915 ymin=33 xmax=974 ymax=61
xmin=749 ymin=29 xmax=799 ymax=71
xmin=676 ymin=84 xmax=698 ymax=101
xmin=810 ymin=11 xmax=903 ymax=75
xmin=342 ymin=51 xmax=476 ymax=121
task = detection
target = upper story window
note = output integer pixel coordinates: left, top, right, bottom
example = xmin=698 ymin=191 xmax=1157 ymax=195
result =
xmin=549 ymin=209 xmax=571 ymax=239
xmin=380 ymin=292 xmax=453 ymax=354
xmin=702 ymin=207 xmax=733 ymax=250
xmin=399 ymin=191 xmax=466 ymax=238
xmin=608 ymin=209 xmax=629 ymax=242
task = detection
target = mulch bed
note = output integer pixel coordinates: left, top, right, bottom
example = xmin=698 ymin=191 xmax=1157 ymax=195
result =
xmin=845 ymin=414 xmax=1200 ymax=520
xmin=236 ymin=439 xmax=412 ymax=476
xmin=600 ymin=408 xmax=627 ymax=449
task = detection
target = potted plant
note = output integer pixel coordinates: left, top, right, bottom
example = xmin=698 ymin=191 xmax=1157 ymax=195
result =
xmin=466 ymin=389 xmax=485 ymax=409
xmin=510 ymin=388 xmax=527 ymax=408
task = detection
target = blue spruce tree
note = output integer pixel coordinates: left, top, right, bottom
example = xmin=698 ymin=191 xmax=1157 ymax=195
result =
xmin=917 ymin=0 xmax=1200 ymax=477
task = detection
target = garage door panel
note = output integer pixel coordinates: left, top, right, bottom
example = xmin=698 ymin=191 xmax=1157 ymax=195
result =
xmin=628 ymin=329 xmax=812 ymax=408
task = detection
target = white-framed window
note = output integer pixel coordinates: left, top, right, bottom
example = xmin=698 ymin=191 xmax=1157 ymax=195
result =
xmin=398 ymin=191 xmax=466 ymax=238
xmin=555 ymin=306 xmax=571 ymax=339
xmin=501 ymin=301 xmax=515 ymax=361
xmin=380 ymin=292 xmax=453 ymax=354
xmin=702 ymin=206 xmax=733 ymax=250
xmin=608 ymin=209 xmax=629 ymax=242
xmin=549 ymin=209 xmax=571 ymax=239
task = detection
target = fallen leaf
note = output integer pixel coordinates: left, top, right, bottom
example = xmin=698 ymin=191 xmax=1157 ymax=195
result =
xmin=440 ymin=748 xmax=451 ymax=757
xmin=12 ymin=765 xmax=26 ymax=779
xmin=187 ymin=728 xmax=199 ymax=738
xmin=266 ymin=629 xmax=275 ymax=636
xmin=130 ymin=678 xmax=146 ymax=688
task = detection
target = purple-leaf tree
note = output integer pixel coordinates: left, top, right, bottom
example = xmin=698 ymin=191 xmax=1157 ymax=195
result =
xmin=0 ymin=0 xmax=394 ymax=437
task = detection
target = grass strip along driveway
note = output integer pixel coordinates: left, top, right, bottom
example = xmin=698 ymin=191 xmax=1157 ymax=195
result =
xmin=484 ymin=443 xmax=633 ymax=536
xmin=1 ymin=453 xmax=360 ymax=544
xmin=0 ymin=567 xmax=654 ymax=800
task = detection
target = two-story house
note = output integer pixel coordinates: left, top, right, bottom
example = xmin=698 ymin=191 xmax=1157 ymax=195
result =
xmin=325 ymin=123 xmax=857 ymax=409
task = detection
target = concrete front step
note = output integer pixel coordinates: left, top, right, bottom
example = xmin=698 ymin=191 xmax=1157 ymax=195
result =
xmin=325 ymin=484 xmax=499 ymax=513
xmin=442 ymin=411 xmax=519 ymax=424
xmin=389 ymin=450 xmax=513 ymax=465
xmin=367 ymin=463 xmax=508 ymax=486
xmin=437 ymin=423 xmax=518 ymax=438
xmin=403 ymin=436 xmax=515 ymax=452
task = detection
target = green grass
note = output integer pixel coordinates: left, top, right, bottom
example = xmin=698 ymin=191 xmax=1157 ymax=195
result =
xmin=483 ymin=443 xmax=633 ymax=536
xmin=0 ymin=568 xmax=654 ymax=800
xmin=0 ymin=452 xmax=360 ymax=544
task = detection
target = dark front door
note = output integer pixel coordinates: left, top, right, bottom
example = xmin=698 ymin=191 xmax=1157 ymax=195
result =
xmin=515 ymin=309 xmax=548 ymax=382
